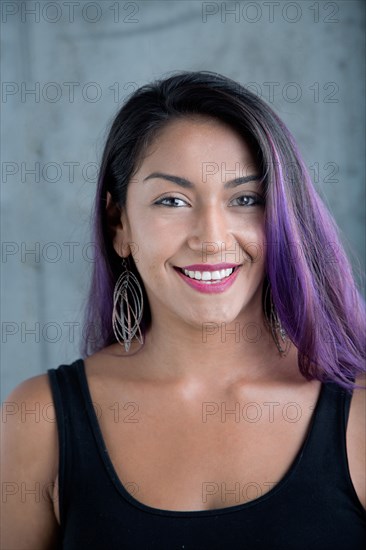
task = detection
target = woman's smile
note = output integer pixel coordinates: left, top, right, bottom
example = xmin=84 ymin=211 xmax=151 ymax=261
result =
xmin=173 ymin=263 xmax=242 ymax=294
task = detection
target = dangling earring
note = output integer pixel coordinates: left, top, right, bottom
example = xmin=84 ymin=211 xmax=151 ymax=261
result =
xmin=264 ymin=283 xmax=290 ymax=356
xmin=112 ymin=257 xmax=144 ymax=352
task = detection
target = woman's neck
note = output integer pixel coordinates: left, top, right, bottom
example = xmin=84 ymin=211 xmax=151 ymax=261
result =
xmin=123 ymin=305 xmax=297 ymax=389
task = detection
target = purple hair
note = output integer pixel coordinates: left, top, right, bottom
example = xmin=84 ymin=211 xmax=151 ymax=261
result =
xmin=81 ymin=70 xmax=365 ymax=391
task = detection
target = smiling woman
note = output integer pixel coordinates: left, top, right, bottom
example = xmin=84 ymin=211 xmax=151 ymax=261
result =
xmin=2 ymin=71 xmax=366 ymax=549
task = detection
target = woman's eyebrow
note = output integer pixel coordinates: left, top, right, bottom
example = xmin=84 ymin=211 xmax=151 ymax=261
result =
xmin=143 ymin=172 xmax=261 ymax=189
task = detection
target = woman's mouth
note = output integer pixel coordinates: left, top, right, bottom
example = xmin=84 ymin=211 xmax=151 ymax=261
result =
xmin=173 ymin=264 xmax=241 ymax=293
xmin=179 ymin=266 xmax=236 ymax=283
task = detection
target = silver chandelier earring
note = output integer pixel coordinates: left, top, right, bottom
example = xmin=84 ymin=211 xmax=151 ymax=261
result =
xmin=264 ymin=283 xmax=290 ymax=356
xmin=112 ymin=257 xmax=144 ymax=352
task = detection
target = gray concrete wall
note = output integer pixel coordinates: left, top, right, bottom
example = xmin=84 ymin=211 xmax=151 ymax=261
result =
xmin=1 ymin=0 xmax=365 ymax=400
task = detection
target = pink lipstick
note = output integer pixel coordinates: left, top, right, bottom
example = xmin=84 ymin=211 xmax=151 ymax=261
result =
xmin=173 ymin=264 xmax=242 ymax=294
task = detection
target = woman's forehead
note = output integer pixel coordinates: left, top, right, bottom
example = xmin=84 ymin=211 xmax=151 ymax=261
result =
xmin=139 ymin=116 xmax=259 ymax=172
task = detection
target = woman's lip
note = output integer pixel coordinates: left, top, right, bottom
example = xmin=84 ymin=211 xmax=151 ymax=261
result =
xmin=173 ymin=265 xmax=241 ymax=294
xmin=177 ymin=263 xmax=241 ymax=271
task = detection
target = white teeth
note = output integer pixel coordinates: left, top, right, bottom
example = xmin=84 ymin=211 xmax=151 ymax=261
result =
xmin=182 ymin=267 xmax=235 ymax=281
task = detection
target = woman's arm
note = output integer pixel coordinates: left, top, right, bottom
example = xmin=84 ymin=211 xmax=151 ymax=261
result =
xmin=1 ymin=374 xmax=60 ymax=549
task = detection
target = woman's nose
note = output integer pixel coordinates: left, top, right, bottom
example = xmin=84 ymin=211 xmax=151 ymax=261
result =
xmin=186 ymin=204 xmax=236 ymax=259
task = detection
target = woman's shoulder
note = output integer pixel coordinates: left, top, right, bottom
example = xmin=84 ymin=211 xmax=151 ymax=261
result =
xmin=2 ymin=372 xmax=57 ymax=423
xmin=2 ymin=372 xmax=58 ymax=459
xmin=1 ymin=372 xmax=59 ymax=506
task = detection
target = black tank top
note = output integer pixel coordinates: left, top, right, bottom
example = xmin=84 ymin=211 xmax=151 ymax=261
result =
xmin=47 ymin=359 xmax=366 ymax=549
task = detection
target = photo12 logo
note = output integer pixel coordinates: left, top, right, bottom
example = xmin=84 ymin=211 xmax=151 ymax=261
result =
xmin=1 ymin=82 xmax=139 ymax=104
xmin=1 ymin=2 xmax=140 ymax=24
xmin=201 ymin=2 xmax=340 ymax=24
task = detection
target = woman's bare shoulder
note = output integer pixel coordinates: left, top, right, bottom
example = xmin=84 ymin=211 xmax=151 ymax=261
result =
xmin=3 ymin=371 xmax=53 ymax=401
xmin=2 ymin=372 xmax=56 ymax=422
xmin=1 ymin=372 xmax=58 ymax=476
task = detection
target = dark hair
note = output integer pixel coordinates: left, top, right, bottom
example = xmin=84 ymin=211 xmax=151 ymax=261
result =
xmin=81 ymin=70 xmax=365 ymax=391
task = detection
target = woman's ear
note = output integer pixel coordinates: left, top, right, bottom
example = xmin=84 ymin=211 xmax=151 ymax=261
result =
xmin=106 ymin=191 xmax=131 ymax=257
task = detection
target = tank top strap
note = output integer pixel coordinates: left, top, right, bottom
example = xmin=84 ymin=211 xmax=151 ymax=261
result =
xmin=294 ymin=379 xmax=361 ymax=506
xmin=305 ymin=380 xmax=351 ymax=456
xmin=47 ymin=359 xmax=100 ymax=528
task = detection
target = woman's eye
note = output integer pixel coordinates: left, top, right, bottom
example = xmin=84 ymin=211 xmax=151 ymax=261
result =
xmin=154 ymin=197 xmax=188 ymax=207
xmin=230 ymin=195 xmax=264 ymax=207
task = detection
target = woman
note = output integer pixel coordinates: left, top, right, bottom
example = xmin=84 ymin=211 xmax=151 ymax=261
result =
xmin=2 ymin=71 xmax=365 ymax=549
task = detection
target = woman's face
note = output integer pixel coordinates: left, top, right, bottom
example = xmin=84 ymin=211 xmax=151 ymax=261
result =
xmin=113 ymin=116 xmax=267 ymax=331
